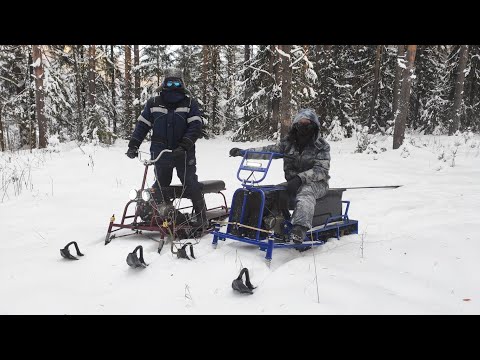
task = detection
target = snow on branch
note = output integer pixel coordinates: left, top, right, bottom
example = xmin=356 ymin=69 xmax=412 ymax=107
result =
xmin=276 ymin=47 xmax=291 ymax=59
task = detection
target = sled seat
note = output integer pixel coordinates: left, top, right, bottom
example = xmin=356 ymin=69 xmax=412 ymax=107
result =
xmin=277 ymin=183 xmax=347 ymax=227
xmin=166 ymin=180 xmax=226 ymax=194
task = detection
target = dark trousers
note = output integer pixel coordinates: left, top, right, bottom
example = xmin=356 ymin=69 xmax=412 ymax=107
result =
xmin=152 ymin=164 xmax=202 ymax=200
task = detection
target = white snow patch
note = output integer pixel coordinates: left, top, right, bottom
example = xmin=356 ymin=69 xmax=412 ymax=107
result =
xmin=1 ymin=135 xmax=480 ymax=314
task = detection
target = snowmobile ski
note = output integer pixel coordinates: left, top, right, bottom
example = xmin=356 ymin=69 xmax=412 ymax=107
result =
xmin=232 ymin=268 xmax=256 ymax=294
xmin=126 ymin=245 xmax=148 ymax=268
xmin=60 ymin=241 xmax=84 ymax=260
xmin=171 ymin=242 xmax=195 ymax=260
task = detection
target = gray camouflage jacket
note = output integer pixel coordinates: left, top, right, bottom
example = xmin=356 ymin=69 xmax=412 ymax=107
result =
xmin=246 ymin=135 xmax=331 ymax=186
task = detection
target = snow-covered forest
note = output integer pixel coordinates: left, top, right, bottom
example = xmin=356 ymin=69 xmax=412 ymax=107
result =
xmin=1 ymin=45 xmax=479 ymax=152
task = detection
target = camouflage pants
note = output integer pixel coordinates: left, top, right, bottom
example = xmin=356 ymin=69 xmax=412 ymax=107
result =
xmin=291 ymin=181 xmax=329 ymax=229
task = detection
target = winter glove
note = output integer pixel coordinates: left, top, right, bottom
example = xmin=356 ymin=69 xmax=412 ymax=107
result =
xmin=229 ymin=148 xmax=245 ymax=157
xmin=126 ymin=147 xmax=138 ymax=159
xmin=286 ymin=176 xmax=302 ymax=196
xmin=172 ymin=146 xmax=187 ymax=161
xmin=177 ymin=137 xmax=194 ymax=151
xmin=126 ymin=138 xmax=141 ymax=159
xmin=172 ymin=138 xmax=194 ymax=162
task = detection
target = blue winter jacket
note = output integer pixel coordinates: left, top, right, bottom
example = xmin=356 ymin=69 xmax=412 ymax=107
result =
xmin=130 ymin=90 xmax=203 ymax=167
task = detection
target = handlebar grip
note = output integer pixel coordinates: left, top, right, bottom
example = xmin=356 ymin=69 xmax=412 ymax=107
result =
xmin=144 ymin=149 xmax=173 ymax=165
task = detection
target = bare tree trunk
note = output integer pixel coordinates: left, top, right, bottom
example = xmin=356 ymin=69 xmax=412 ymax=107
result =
xmin=80 ymin=47 xmax=86 ymax=110
xmin=110 ymin=45 xmax=116 ymax=134
xmin=211 ymin=46 xmax=220 ymax=132
xmin=352 ymin=45 xmax=361 ymax=119
xmin=12 ymin=47 xmax=28 ymax=148
xmin=72 ymin=46 xmax=84 ymax=140
xmin=124 ymin=45 xmax=132 ymax=132
xmin=88 ymin=45 xmax=96 ymax=107
xmin=226 ymin=46 xmax=234 ymax=102
xmin=324 ymin=45 xmax=332 ymax=56
xmin=271 ymin=45 xmax=281 ymax=133
xmin=369 ymin=45 xmax=383 ymax=129
xmin=0 ymin=103 xmax=4 ymax=151
xmin=225 ymin=45 xmax=235 ymax=128
xmin=411 ymin=45 xmax=423 ymax=129
xmin=32 ymin=45 xmax=47 ymax=149
xmin=393 ymin=45 xmax=417 ymax=149
xmin=156 ymin=46 xmax=161 ymax=88
xmin=279 ymin=45 xmax=292 ymax=139
xmin=266 ymin=46 xmax=273 ymax=127
xmin=134 ymin=45 xmax=141 ymax=116
xmin=201 ymin=45 xmax=209 ymax=110
xmin=466 ymin=50 xmax=477 ymax=129
xmin=312 ymin=45 xmax=323 ymax=128
xmin=392 ymin=45 xmax=405 ymax=121
xmin=28 ymin=52 xmax=36 ymax=150
xmin=449 ymin=45 xmax=469 ymax=135
xmin=243 ymin=45 xmax=251 ymax=125
xmin=6 ymin=121 xmax=11 ymax=150
xmin=318 ymin=45 xmax=333 ymax=131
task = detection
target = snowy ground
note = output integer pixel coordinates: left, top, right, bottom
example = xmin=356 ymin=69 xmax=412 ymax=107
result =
xmin=1 ymin=133 xmax=479 ymax=314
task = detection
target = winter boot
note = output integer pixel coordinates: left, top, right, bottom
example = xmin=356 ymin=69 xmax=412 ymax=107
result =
xmin=190 ymin=192 xmax=208 ymax=233
xmin=288 ymin=225 xmax=308 ymax=244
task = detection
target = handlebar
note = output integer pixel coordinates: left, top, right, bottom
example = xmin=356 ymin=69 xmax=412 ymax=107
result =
xmin=232 ymin=151 xmax=295 ymax=160
xmin=237 ymin=151 xmax=287 ymax=185
xmin=139 ymin=149 xmax=173 ymax=166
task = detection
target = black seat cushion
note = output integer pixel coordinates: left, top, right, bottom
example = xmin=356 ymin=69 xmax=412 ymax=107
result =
xmin=277 ymin=184 xmax=346 ymax=225
xmin=165 ymin=180 xmax=226 ymax=194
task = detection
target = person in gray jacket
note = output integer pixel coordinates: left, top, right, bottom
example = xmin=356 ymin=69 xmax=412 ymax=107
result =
xmin=229 ymin=108 xmax=330 ymax=243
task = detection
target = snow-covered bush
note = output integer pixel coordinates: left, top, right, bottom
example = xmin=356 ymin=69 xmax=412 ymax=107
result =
xmin=432 ymin=124 xmax=448 ymax=136
xmin=326 ymin=117 xmax=346 ymax=142
xmin=354 ymin=126 xmax=371 ymax=153
xmin=400 ymin=143 xmax=411 ymax=158
xmin=458 ymin=128 xmax=475 ymax=144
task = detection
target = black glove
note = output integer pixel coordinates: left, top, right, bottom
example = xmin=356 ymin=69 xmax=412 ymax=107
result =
xmin=229 ymin=148 xmax=244 ymax=157
xmin=286 ymin=176 xmax=302 ymax=196
xmin=172 ymin=146 xmax=186 ymax=161
xmin=126 ymin=147 xmax=138 ymax=159
xmin=177 ymin=137 xmax=194 ymax=151
xmin=172 ymin=138 xmax=193 ymax=162
xmin=126 ymin=138 xmax=141 ymax=159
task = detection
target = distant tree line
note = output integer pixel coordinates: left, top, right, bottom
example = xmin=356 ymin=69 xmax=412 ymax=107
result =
xmin=0 ymin=45 xmax=477 ymax=152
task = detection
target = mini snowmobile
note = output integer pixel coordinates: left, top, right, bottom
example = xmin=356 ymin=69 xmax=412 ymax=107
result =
xmin=211 ymin=151 xmax=359 ymax=264
xmin=105 ymin=149 xmax=229 ymax=252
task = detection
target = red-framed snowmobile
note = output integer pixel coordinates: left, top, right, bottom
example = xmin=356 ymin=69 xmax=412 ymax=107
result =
xmin=105 ymin=149 xmax=229 ymax=253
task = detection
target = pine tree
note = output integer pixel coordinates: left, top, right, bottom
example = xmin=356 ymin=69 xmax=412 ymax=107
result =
xmin=449 ymin=45 xmax=469 ymax=135
xmin=279 ymin=45 xmax=292 ymax=139
xmin=32 ymin=45 xmax=47 ymax=148
xmin=393 ymin=45 xmax=417 ymax=149
xmin=232 ymin=45 xmax=278 ymax=141
xmin=291 ymin=45 xmax=318 ymax=113
xmin=174 ymin=45 xmax=202 ymax=99
xmin=0 ymin=45 xmax=32 ymax=150
xmin=412 ymin=45 xmax=450 ymax=134
xmin=72 ymin=45 xmax=85 ymax=140
xmin=142 ymin=45 xmax=172 ymax=94
xmin=392 ymin=45 xmax=405 ymax=124
xmin=209 ymin=45 xmax=222 ymax=134
xmin=134 ymin=45 xmax=141 ymax=117
xmin=271 ymin=45 xmax=281 ymax=136
xmin=464 ymin=45 xmax=480 ymax=132
xmin=123 ymin=45 xmax=133 ymax=137
xmin=368 ymin=45 xmax=383 ymax=129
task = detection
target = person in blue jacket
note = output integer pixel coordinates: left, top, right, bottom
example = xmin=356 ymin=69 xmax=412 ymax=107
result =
xmin=126 ymin=68 xmax=207 ymax=230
